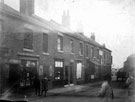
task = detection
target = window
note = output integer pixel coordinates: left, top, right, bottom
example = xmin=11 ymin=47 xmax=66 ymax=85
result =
xmin=91 ymin=47 xmax=94 ymax=58
xmin=0 ymin=20 xmax=2 ymax=44
xmin=76 ymin=62 xmax=82 ymax=79
xmin=79 ymin=42 xmax=83 ymax=55
xmin=43 ymin=33 xmax=48 ymax=53
xmin=86 ymin=45 xmax=88 ymax=57
xmin=57 ymin=35 xmax=63 ymax=51
xmin=54 ymin=60 xmax=64 ymax=80
xmin=104 ymin=51 xmax=107 ymax=60
xmin=70 ymin=40 xmax=74 ymax=53
xmin=96 ymin=49 xmax=99 ymax=59
xmin=23 ymin=29 xmax=33 ymax=50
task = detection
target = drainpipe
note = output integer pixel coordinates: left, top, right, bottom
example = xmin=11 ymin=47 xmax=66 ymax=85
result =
xmin=68 ymin=65 xmax=70 ymax=85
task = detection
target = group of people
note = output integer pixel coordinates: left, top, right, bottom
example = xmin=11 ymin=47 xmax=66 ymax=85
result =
xmin=33 ymin=74 xmax=49 ymax=96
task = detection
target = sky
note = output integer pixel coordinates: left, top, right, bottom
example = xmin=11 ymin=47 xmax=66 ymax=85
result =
xmin=3 ymin=0 xmax=135 ymax=68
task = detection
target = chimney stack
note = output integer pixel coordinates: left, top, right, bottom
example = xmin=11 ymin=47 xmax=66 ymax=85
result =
xmin=62 ymin=10 xmax=70 ymax=28
xmin=20 ymin=0 xmax=34 ymax=16
xmin=90 ymin=32 xmax=95 ymax=41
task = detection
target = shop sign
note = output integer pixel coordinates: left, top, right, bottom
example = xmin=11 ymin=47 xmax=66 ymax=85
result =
xmin=9 ymin=59 xmax=20 ymax=64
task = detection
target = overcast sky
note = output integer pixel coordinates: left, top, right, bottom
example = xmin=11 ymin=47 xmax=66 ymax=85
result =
xmin=3 ymin=0 xmax=135 ymax=68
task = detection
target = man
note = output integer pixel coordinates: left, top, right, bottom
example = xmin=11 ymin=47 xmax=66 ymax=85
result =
xmin=33 ymin=75 xmax=40 ymax=96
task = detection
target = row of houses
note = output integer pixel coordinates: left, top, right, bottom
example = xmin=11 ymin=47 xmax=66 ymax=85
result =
xmin=0 ymin=1 xmax=112 ymax=94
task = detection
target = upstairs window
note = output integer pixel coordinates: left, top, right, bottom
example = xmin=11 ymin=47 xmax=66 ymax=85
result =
xmin=79 ymin=42 xmax=83 ymax=55
xmin=57 ymin=35 xmax=63 ymax=51
xmin=23 ymin=29 xmax=33 ymax=50
xmin=43 ymin=33 xmax=48 ymax=53
xmin=91 ymin=47 xmax=94 ymax=58
xmin=86 ymin=45 xmax=88 ymax=57
xmin=104 ymin=51 xmax=106 ymax=60
xmin=70 ymin=40 xmax=74 ymax=53
xmin=96 ymin=49 xmax=99 ymax=59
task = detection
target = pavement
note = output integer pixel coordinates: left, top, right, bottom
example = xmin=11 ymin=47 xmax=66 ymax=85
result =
xmin=0 ymin=81 xmax=103 ymax=101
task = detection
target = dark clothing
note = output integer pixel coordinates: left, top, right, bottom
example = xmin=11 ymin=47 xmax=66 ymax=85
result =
xmin=33 ymin=77 xmax=40 ymax=96
xmin=41 ymin=78 xmax=48 ymax=96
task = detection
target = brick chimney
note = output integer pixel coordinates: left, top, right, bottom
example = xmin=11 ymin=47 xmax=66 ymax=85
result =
xmin=20 ymin=0 xmax=34 ymax=15
xmin=62 ymin=10 xmax=70 ymax=28
xmin=90 ymin=32 xmax=95 ymax=41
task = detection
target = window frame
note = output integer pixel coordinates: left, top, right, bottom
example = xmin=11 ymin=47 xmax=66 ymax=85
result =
xmin=57 ymin=35 xmax=63 ymax=52
xmin=42 ymin=33 xmax=48 ymax=53
xmin=79 ymin=42 xmax=83 ymax=56
xmin=23 ymin=29 xmax=33 ymax=51
xmin=86 ymin=44 xmax=89 ymax=58
xmin=70 ymin=39 xmax=74 ymax=54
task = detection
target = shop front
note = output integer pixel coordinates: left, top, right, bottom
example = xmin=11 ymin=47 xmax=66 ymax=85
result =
xmin=19 ymin=59 xmax=37 ymax=87
xmin=53 ymin=59 xmax=64 ymax=87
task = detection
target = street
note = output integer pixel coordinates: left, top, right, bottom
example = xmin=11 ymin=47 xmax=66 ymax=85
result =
xmin=27 ymin=80 xmax=129 ymax=102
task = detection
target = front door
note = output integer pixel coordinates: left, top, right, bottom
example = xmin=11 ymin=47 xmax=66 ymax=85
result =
xmin=65 ymin=65 xmax=73 ymax=85
xmin=9 ymin=64 xmax=20 ymax=88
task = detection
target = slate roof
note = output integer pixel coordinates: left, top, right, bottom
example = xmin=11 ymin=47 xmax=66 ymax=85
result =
xmin=0 ymin=2 xmax=111 ymax=51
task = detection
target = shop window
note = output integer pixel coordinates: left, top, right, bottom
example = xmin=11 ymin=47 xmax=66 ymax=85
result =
xmin=54 ymin=60 xmax=64 ymax=80
xmin=20 ymin=60 xmax=37 ymax=87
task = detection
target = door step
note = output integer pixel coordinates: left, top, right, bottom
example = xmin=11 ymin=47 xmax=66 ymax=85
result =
xmin=64 ymin=84 xmax=74 ymax=87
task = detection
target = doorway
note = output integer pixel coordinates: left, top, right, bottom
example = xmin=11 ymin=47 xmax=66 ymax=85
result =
xmin=9 ymin=64 xmax=20 ymax=88
xmin=65 ymin=64 xmax=73 ymax=85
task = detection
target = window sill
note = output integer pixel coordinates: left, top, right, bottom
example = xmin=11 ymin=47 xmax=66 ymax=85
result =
xmin=58 ymin=50 xmax=64 ymax=53
xmin=23 ymin=48 xmax=34 ymax=52
xmin=86 ymin=57 xmax=89 ymax=59
xmin=79 ymin=54 xmax=83 ymax=56
xmin=42 ymin=52 xmax=49 ymax=55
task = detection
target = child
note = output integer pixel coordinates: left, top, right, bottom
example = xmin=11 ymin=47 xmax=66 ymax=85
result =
xmin=98 ymin=74 xmax=114 ymax=102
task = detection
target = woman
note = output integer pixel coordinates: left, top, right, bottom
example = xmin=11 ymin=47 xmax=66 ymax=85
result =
xmin=98 ymin=74 xmax=114 ymax=102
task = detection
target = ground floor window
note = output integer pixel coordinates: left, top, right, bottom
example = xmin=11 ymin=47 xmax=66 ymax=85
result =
xmin=76 ymin=62 xmax=82 ymax=79
xmin=20 ymin=59 xmax=37 ymax=87
xmin=54 ymin=60 xmax=64 ymax=80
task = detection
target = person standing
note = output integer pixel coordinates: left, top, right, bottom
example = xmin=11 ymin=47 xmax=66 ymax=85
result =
xmin=33 ymin=74 xmax=40 ymax=96
xmin=125 ymin=73 xmax=135 ymax=102
xmin=98 ymin=74 xmax=114 ymax=102
xmin=41 ymin=76 xmax=49 ymax=96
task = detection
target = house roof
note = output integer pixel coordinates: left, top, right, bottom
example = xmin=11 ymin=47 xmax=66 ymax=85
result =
xmin=0 ymin=3 xmax=111 ymax=52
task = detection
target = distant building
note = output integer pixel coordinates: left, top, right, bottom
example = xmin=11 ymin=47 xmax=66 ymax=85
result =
xmin=124 ymin=54 xmax=135 ymax=73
